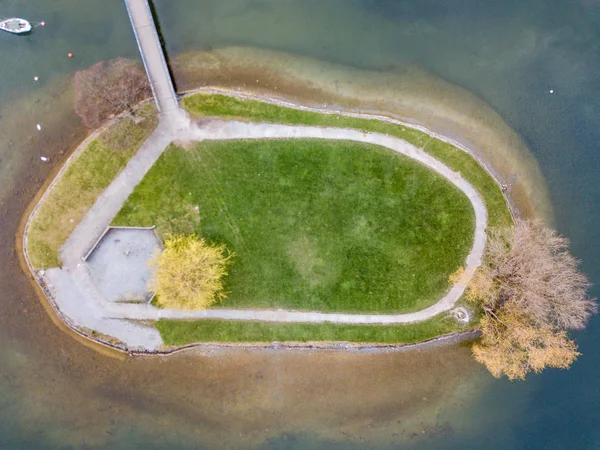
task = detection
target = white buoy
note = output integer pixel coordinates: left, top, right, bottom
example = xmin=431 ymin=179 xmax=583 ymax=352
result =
xmin=40 ymin=156 xmax=48 ymax=162
xmin=549 ymin=89 xmax=554 ymax=94
xmin=36 ymin=124 xmax=42 ymax=131
xmin=34 ymin=76 xmax=39 ymax=81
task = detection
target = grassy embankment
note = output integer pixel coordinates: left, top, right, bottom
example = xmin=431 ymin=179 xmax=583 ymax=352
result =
xmin=146 ymin=93 xmax=512 ymax=346
xmin=156 ymin=315 xmax=469 ymax=345
xmin=27 ymin=105 xmax=158 ymax=268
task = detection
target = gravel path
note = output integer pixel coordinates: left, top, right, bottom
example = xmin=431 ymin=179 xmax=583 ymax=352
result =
xmin=41 ymin=117 xmax=487 ymax=350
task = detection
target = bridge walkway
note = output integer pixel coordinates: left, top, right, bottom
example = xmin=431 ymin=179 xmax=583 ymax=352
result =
xmin=124 ymin=0 xmax=179 ymax=115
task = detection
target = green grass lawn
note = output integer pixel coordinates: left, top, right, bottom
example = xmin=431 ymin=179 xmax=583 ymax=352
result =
xmin=182 ymin=93 xmax=512 ymax=228
xmin=113 ymin=139 xmax=475 ymax=314
xmin=156 ymin=314 xmax=470 ymax=346
xmin=27 ymin=104 xmax=158 ymax=268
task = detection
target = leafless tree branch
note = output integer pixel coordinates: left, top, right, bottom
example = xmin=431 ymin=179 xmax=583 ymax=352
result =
xmin=74 ymin=58 xmax=151 ymax=129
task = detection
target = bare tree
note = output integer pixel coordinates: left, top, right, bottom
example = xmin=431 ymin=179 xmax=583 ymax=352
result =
xmin=468 ymin=219 xmax=596 ymax=380
xmin=74 ymin=58 xmax=151 ymax=129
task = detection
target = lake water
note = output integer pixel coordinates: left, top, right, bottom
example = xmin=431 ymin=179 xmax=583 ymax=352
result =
xmin=1 ymin=0 xmax=599 ymax=448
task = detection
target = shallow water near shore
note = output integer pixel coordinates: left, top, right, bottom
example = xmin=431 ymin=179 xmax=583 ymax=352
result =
xmin=1 ymin=0 xmax=600 ymax=448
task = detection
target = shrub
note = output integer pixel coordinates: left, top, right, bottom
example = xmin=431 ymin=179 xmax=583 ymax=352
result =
xmin=149 ymin=235 xmax=232 ymax=310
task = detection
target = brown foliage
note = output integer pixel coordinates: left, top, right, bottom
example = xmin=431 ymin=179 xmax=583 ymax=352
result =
xmin=473 ymin=311 xmax=579 ymax=380
xmin=468 ymin=219 xmax=596 ymax=380
xmin=149 ymin=235 xmax=232 ymax=310
xmin=74 ymin=58 xmax=151 ymax=129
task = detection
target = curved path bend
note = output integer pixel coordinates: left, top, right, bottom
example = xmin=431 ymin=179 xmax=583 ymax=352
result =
xmin=42 ymin=119 xmax=487 ymax=350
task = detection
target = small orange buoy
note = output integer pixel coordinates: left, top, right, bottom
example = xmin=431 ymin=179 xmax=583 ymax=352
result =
xmin=68 ymin=52 xmax=73 ymax=58
xmin=40 ymin=21 xmax=46 ymax=27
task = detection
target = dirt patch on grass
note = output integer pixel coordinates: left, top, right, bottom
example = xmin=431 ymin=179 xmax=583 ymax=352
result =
xmin=287 ymin=235 xmax=336 ymax=288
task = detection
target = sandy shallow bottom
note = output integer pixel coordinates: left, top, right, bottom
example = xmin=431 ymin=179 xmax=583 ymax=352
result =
xmin=2 ymin=46 xmax=551 ymax=447
xmin=1 ymin=337 xmax=491 ymax=448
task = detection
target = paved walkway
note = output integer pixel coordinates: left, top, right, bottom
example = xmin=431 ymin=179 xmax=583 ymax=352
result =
xmin=42 ymin=117 xmax=487 ymax=350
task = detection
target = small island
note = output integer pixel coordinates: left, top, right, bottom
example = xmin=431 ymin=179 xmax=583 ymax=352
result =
xmin=26 ymin=87 xmax=496 ymax=350
xmin=22 ymin=0 xmax=595 ymax=382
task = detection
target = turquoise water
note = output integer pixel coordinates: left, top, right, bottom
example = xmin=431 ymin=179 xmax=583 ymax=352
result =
xmin=1 ymin=0 xmax=599 ymax=448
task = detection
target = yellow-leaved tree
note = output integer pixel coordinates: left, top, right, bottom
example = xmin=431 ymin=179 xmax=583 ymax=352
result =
xmin=149 ymin=234 xmax=232 ymax=310
xmin=468 ymin=219 xmax=596 ymax=380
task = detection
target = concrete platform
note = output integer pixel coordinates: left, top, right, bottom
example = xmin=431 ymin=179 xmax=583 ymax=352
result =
xmin=86 ymin=227 xmax=162 ymax=303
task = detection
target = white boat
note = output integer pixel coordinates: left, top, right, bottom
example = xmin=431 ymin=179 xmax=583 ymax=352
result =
xmin=0 ymin=18 xmax=32 ymax=34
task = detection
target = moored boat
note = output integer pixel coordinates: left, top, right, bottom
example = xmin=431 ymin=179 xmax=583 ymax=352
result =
xmin=0 ymin=18 xmax=32 ymax=34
